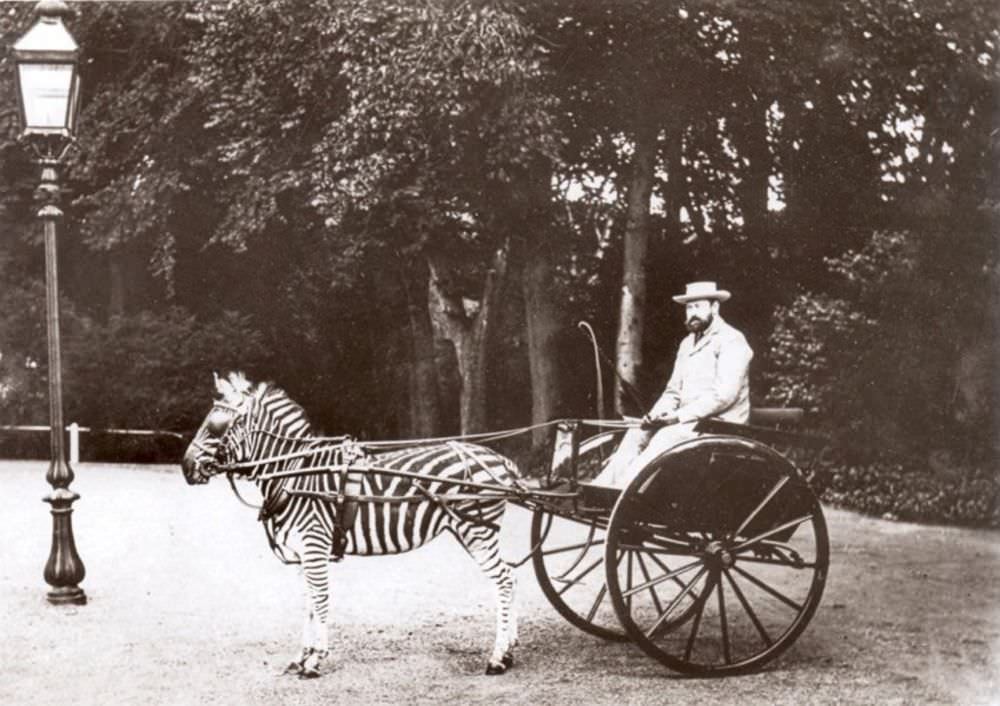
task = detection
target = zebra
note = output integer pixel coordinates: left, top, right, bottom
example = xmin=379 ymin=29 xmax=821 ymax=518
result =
xmin=181 ymin=371 xmax=520 ymax=678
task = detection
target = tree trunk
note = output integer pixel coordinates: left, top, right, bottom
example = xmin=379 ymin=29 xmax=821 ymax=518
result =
xmin=662 ymin=120 xmax=684 ymax=244
xmin=428 ymin=244 xmax=509 ymax=434
xmin=523 ymin=244 xmax=561 ymax=449
xmin=614 ymin=118 xmax=658 ymax=416
xmin=403 ymin=262 xmax=442 ymax=438
xmin=738 ymin=95 xmax=771 ymax=243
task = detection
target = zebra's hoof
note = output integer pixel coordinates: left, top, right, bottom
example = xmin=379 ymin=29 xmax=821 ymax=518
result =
xmin=501 ymin=653 xmax=514 ymax=669
xmin=299 ymin=667 xmax=322 ymax=679
xmin=485 ymin=661 xmax=507 ymax=676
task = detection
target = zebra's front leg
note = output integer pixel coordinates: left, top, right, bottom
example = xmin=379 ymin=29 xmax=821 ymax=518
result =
xmin=458 ymin=527 xmax=518 ymax=675
xmin=284 ymin=552 xmax=332 ymax=679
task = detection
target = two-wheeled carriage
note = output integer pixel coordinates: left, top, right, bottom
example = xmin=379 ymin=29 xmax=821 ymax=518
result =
xmin=521 ymin=409 xmax=829 ymax=675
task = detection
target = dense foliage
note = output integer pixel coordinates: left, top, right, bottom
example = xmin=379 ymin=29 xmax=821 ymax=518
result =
xmin=0 ymin=1 xmax=996 ymax=524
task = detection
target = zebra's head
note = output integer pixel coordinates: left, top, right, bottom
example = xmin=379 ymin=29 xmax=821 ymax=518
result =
xmin=182 ymin=371 xmax=255 ymax=485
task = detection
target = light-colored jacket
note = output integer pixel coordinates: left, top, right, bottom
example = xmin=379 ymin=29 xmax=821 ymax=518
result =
xmin=650 ymin=315 xmax=753 ymax=424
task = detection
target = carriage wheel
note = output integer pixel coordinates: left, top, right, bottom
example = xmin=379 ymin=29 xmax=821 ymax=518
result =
xmin=604 ymin=436 xmax=829 ymax=675
xmin=531 ymin=431 xmax=629 ymax=641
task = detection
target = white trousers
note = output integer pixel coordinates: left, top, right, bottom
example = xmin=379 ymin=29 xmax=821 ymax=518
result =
xmin=590 ymin=421 xmax=700 ymax=489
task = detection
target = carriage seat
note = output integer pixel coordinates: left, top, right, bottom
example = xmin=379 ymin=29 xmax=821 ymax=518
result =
xmin=748 ymin=407 xmax=804 ymax=427
xmin=695 ymin=407 xmax=827 ymax=451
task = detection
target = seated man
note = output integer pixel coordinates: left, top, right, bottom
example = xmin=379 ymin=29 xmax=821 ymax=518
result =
xmin=590 ymin=281 xmax=753 ymax=489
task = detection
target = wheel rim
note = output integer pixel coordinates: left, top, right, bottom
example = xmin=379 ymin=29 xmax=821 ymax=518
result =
xmin=530 ymin=431 xmax=628 ymax=641
xmin=531 ymin=507 xmax=629 ymax=641
xmin=605 ymin=436 xmax=830 ymax=675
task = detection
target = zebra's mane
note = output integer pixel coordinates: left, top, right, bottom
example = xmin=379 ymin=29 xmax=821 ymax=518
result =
xmin=254 ymin=380 xmax=317 ymax=434
xmin=216 ymin=371 xmax=323 ymax=436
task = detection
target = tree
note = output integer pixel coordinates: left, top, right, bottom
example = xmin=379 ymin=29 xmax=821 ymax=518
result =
xmin=174 ymin=0 xmax=560 ymax=435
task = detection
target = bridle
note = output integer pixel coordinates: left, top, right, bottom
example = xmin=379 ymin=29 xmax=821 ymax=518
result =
xmin=190 ymin=399 xmax=245 ymax=472
xmin=193 ymin=396 xmax=323 ymax=476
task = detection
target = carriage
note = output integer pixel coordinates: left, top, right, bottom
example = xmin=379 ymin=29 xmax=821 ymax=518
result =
xmin=182 ymin=373 xmax=829 ymax=678
xmin=523 ymin=409 xmax=829 ymax=676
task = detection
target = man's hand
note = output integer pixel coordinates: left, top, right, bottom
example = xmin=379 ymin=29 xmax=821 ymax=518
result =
xmin=640 ymin=412 xmax=679 ymax=429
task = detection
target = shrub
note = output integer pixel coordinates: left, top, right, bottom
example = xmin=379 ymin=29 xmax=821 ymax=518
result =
xmin=763 ymin=228 xmax=997 ymax=527
xmin=1 ymin=305 xmax=271 ymax=461
xmin=811 ymin=451 xmax=999 ymax=528
xmin=63 ymin=307 xmax=272 ymax=432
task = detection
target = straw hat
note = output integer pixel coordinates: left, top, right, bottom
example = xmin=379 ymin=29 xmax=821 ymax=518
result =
xmin=672 ymin=281 xmax=731 ymax=304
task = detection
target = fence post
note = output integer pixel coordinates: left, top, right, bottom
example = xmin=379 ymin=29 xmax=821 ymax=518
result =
xmin=68 ymin=422 xmax=79 ymax=465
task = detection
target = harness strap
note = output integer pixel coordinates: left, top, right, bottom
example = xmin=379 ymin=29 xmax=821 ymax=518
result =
xmin=189 ymin=438 xmax=216 ymax=457
xmin=227 ymin=472 xmax=262 ymax=510
xmin=221 ymin=445 xmax=341 ymax=471
xmin=344 ymin=420 xmax=561 ymax=449
xmin=262 ymin=515 xmax=301 ymax=565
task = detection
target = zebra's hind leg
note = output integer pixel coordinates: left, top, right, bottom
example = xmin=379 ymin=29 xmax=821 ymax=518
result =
xmin=454 ymin=524 xmax=518 ymax=675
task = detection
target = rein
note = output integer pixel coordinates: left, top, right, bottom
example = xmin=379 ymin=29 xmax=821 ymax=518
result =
xmin=215 ymin=418 xmax=635 ymax=475
xmin=309 ymin=418 xmax=634 ymax=450
xmin=211 ymin=416 xmax=638 ymax=519
xmin=227 ymin=472 xmax=262 ymax=510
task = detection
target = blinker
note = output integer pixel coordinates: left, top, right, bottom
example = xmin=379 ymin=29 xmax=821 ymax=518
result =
xmin=206 ymin=409 xmax=232 ymax=435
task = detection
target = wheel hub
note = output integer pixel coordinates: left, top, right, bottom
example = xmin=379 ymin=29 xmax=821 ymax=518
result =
xmin=703 ymin=540 xmax=735 ymax=568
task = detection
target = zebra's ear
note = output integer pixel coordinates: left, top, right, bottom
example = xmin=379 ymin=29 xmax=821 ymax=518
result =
xmin=214 ymin=371 xmax=234 ymax=399
xmin=228 ymin=371 xmax=251 ymax=395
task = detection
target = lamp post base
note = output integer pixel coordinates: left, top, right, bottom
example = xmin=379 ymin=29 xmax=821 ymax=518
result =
xmin=47 ymin=585 xmax=87 ymax=606
xmin=43 ymin=487 xmax=87 ymax=604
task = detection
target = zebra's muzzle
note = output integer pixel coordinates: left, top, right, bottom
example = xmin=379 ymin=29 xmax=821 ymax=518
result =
xmin=182 ymin=463 xmax=210 ymax=485
xmin=181 ymin=451 xmax=212 ymax=485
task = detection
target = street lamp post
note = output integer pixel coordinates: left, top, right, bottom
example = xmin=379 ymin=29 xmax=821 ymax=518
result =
xmin=13 ymin=0 xmax=86 ymax=606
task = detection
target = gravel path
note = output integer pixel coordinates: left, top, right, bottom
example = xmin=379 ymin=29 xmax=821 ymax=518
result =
xmin=1 ymin=461 xmax=997 ymax=705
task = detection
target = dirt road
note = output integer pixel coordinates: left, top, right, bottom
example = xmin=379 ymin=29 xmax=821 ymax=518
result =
xmin=1 ymin=461 xmax=997 ymax=705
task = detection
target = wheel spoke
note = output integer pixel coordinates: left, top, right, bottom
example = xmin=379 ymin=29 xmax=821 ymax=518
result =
xmin=646 ymin=551 xmax=704 ymax=601
xmin=622 ymin=558 xmax=703 ymax=598
xmin=644 ymin=566 xmax=708 ymax=638
xmin=541 ymin=537 xmax=604 ymax=558
xmin=551 ymin=523 xmax=602 ymax=579
xmin=586 ymin=581 xmax=609 ymax=622
xmin=684 ymin=574 xmax=715 ymax=662
xmin=556 ymin=556 xmax=604 ymax=596
xmin=626 ymin=551 xmax=634 ymax=612
xmin=733 ymin=476 xmax=789 ymax=537
xmin=736 ymin=555 xmax=817 ymax=569
xmin=717 ymin=570 xmax=731 ymax=664
xmin=631 ymin=524 xmax=701 ymax=549
xmin=634 ymin=552 xmax=664 ymax=614
xmin=683 ymin=572 xmax=714 ymax=660
xmin=723 ymin=568 xmax=773 ymax=647
xmin=731 ymin=514 xmax=814 ymax=552
xmin=734 ymin=540 xmax=809 ymax=566
xmin=618 ymin=543 xmax=698 ymax=556
xmin=731 ymin=565 xmax=803 ymax=611
xmin=532 ymin=499 xmax=630 ymax=642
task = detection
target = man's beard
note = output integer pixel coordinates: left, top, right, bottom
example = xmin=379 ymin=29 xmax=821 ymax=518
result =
xmin=686 ymin=313 xmax=713 ymax=334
